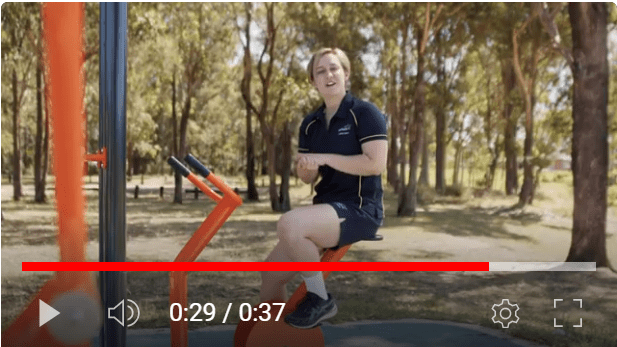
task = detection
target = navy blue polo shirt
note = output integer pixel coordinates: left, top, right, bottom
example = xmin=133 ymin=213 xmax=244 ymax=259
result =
xmin=298 ymin=92 xmax=387 ymax=212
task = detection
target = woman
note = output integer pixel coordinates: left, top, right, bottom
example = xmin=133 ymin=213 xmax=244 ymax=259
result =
xmin=260 ymin=48 xmax=388 ymax=329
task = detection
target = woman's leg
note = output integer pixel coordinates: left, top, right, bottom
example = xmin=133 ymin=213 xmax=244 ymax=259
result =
xmin=274 ymin=204 xmax=342 ymax=328
xmin=260 ymin=204 xmax=342 ymax=303
xmin=276 ymin=204 xmax=342 ymax=278
xmin=260 ymin=242 xmax=297 ymax=302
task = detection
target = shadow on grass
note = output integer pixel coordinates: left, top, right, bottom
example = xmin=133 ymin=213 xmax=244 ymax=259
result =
xmin=383 ymin=207 xmax=538 ymax=242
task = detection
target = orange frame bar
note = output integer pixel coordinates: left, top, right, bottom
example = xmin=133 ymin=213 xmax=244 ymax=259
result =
xmin=169 ymin=169 xmax=242 ymax=347
xmin=2 ymin=4 xmax=99 ymax=347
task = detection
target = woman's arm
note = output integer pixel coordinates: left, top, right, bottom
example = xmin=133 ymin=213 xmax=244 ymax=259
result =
xmin=296 ymin=140 xmax=388 ymax=177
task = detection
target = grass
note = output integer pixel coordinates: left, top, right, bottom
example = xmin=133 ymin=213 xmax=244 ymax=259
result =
xmin=2 ymin=175 xmax=617 ymax=347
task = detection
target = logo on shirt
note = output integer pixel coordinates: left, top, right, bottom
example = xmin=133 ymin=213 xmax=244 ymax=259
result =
xmin=338 ymin=124 xmax=352 ymax=136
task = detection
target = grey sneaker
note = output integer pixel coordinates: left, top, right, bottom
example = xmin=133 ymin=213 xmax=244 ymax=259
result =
xmin=284 ymin=292 xmax=337 ymax=329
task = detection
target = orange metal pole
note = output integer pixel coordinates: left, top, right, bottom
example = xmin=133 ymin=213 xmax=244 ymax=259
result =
xmin=170 ymin=271 xmax=189 ymax=347
xmin=168 ymin=164 xmax=242 ymax=347
xmin=2 ymin=4 xmax=99 ymax=347
xmin=48 ymin=2 xmax=88 ymax=266
xmin=186 ymin=172 xmax=222 ymax=203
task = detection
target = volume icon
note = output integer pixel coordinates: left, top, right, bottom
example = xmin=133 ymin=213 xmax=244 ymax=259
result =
xmin=107 ymin=299 xmax=140 ymax=327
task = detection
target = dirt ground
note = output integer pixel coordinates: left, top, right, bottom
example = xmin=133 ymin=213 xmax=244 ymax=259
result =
xmin=2 ymin=177 xmax=616 ymax=346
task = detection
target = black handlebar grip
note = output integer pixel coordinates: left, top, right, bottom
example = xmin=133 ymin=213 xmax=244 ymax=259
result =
xmin=184 ymin=154 xmax=211 ymax=178
xmin=167 ymin=156 xmax=191 ymax=177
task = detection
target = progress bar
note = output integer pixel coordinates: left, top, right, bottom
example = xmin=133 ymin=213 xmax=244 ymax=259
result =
xmin=488 ymin=262 xmax=596 ymax=271
xmin=21 ymin=262 xmax=596 ymax=272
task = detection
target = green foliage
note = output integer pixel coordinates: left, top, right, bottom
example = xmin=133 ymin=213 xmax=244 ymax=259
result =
xmin=608 ymin=184 xmax=617 ymax=206
xmin=1 ymin=2 xmax=615 ymax=190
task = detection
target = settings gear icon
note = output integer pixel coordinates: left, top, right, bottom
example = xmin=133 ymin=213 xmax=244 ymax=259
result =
xmin=491 ymin=299 xmax=520 ymax=328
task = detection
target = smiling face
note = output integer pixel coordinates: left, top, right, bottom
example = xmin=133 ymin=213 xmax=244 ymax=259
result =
xmin=311 ymin=53 xmax=350 ymax=98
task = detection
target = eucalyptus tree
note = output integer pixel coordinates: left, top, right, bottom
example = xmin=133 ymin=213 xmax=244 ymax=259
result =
xmin=124 ymin=3 xmax=173 ymax=180
xmin=370 ymin=3 xmax=404 ymax=192
xmin=466 ymin=3 xmax=531 ymax=196
xmin=235 ymin=2 xmax=259 ymax=202
xmin=163 ymin=3 xmax=235 ymax=203
xmin=428 ymin=20 xmax=468 ymax=193
xmin=464 ymin=44 xmax=504 ymax=191
xmin=190 ymin=67 xmax=245 ymax=175
xmin=241 ymin=3 xmax=314 ymax=211
xmin=398 ymin=3 xmax=466 ymax=216
xmin=2 ymin=2 xmax=38 ymax=201
xmin=537 ymin=3 xmax=610 ymax=266
xmin=565 ymin=3 xmax=610 ymax=266
xmin=511 ymin=4 xmax=559 ymax=206
xmin=33 ymin=4 xmax=48 ymax=202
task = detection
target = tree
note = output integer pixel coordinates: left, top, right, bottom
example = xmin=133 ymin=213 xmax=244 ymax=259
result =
xmin=34 ymin=5 xmax=48 ymax=202
xmin=430 ymin=22 xmax=467 ymax=193
xmin=242 ymin=3 xmax=307 ymax=211
xmin=2 ymin=3 xmax=38 ymax=201
xmin=512 ymin=7 xmax=544 ymax=206
xmin=399 ymin=3 xmax=457 ymax=216
xmin=538 ymin=3 xmax=609 ymax=266
xmin=566 ymin=3 xmax=609 ymax=266
xmin=164 ymin=3 xmax=235 ymax=203
xmin=237 ymin=3 xmax=260 ymax=202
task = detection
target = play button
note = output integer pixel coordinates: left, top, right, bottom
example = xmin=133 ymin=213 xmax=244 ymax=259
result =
xmin=39 ymin=299 xmax=60 ymax=327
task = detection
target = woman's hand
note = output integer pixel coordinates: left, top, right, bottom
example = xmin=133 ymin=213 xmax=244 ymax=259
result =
xmin=296 ymin=153 xmax=326 ymax=171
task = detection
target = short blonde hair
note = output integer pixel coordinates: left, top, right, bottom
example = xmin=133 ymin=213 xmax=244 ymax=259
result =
xmin=307 ymin=48 xmax=351 ymax=83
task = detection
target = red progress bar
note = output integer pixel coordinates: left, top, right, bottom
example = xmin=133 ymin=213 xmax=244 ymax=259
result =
xmin=22 ymin=262 xmax=489 ymax=272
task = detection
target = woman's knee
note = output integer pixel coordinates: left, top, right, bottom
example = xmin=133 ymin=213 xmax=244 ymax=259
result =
xmin=277 ymin=212 xmax=302 ymax=244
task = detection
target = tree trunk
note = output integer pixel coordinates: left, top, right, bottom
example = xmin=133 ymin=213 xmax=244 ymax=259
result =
xmin=266 ymin=135 xmax=279 ymax=211
xmin=566 ymin=3 xmax=608 ymax=266
xmin=486 ymin=141 xmax=500 ymax=190
xmin=518 ymin=121 xmax=534 ymax=205
xmin=435 ymin=106 xmax=446 ymax=193
xmin=452 ymin=143 xmax=461 ymax=187
xmin=12 ymin=69 xmax=22 ymax=201
xmin=171 ymin=71 xmax=182 ymax=204
xmin=398 ymin=44 xmax=425 ymax=216
xmin=434 ymin=30 xmax=446 ymax=194
xmin=242 ymin=4 xmax=259 ymax=202
xmin=397 ymin=20 xmax=409 ymax=198
xmin=501 ymin=61 xmax=518 ymax=195
xmin=419 ymin=130 xmax=429 ymax=186
xmin=278 ymin=122 xmax=292 ymax=212
xmin=42 ymin=88 xmax=49 ymax=193
xmin=387 ymin=65 xmax=400 ymax=191
xmin=127 ymin=141 xmax=133 ymax=182
xmin=41 ymin=76 xmax=50 ymax=197
xmin=35 ymin=62 xmax=46 ymax=202
xmin=261 ymin=142 xmax=268 ymax=176
xmin=515 ymin=21 xmax=541 ymax=207
xmin=483 ymin=75 xmax=499 ymax=191
xmin=244 ymin=89 xmax=259 ymax=201
xmin=176 ymin=92 xmax=191 ymax=203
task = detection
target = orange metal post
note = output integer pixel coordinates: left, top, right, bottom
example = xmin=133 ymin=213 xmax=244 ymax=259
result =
xmin=2 ymin=3 xmax=99 ymax=347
